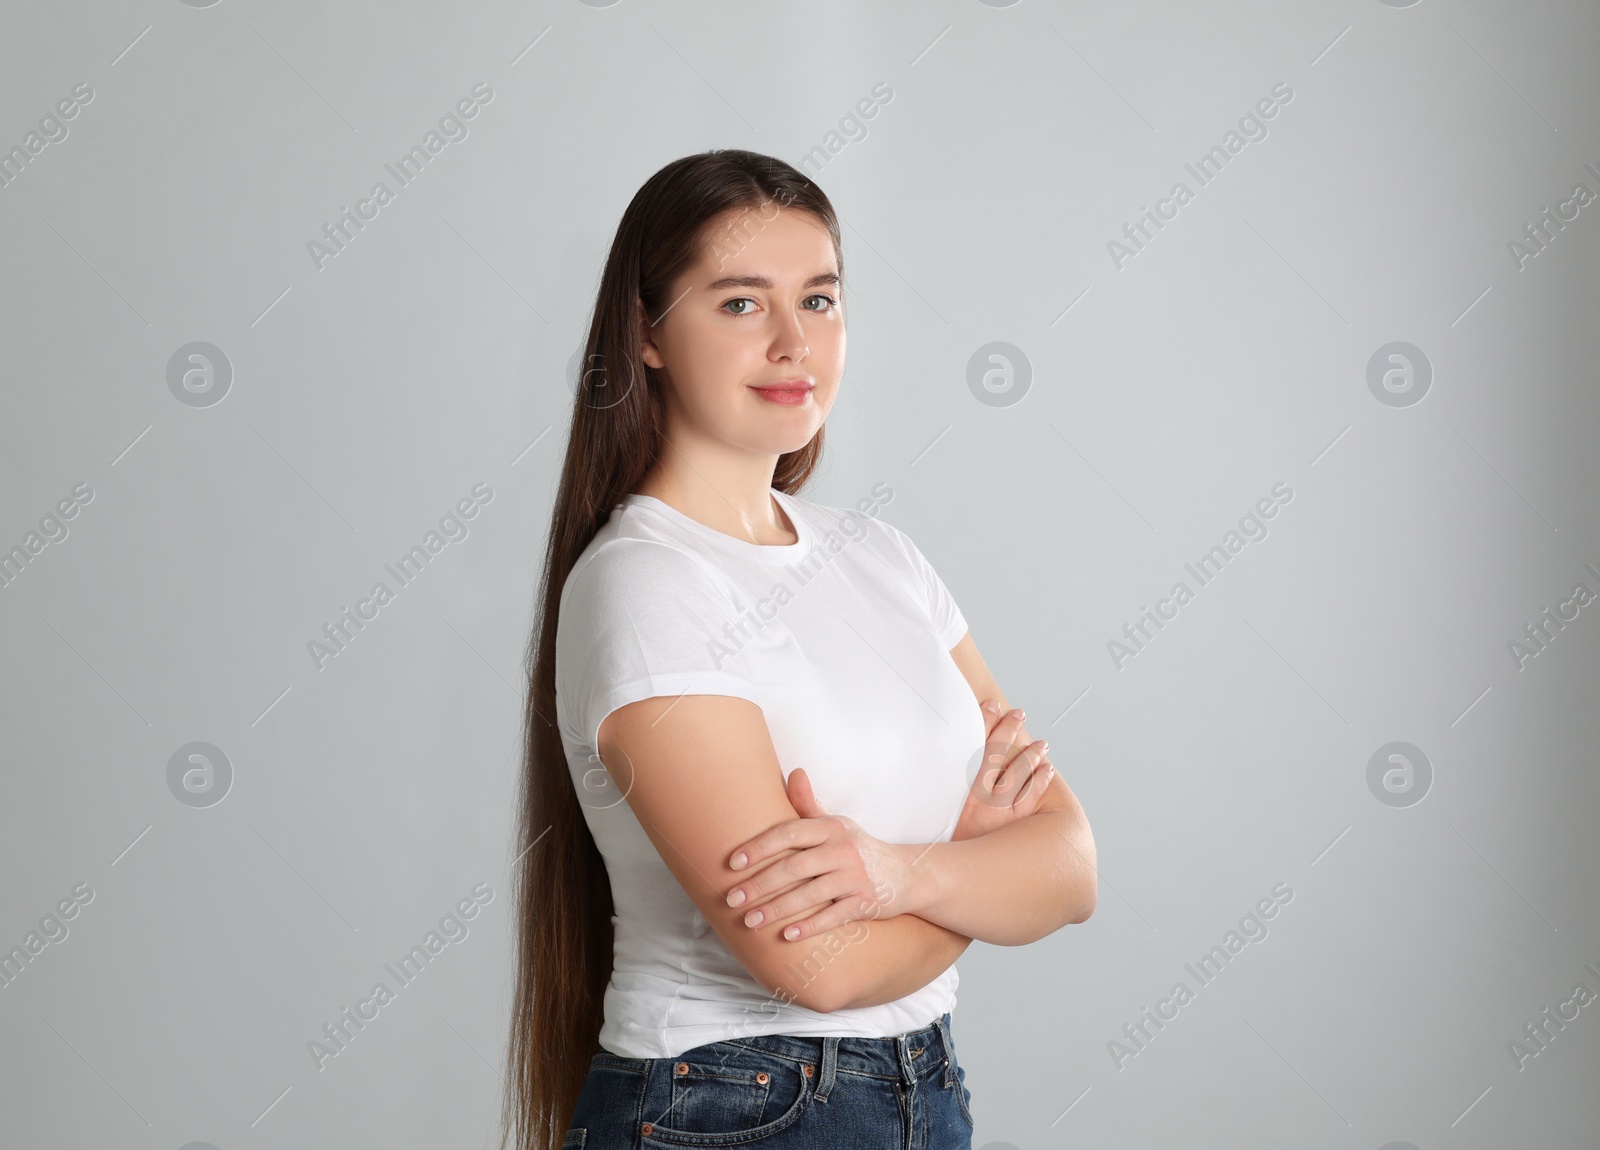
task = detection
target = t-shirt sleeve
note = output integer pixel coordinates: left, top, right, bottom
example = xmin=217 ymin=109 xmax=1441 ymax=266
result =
xmin=882 ymin=521 xmax=970 ymax=650
xmin=555 ymin=539 xmax=764 ymax=750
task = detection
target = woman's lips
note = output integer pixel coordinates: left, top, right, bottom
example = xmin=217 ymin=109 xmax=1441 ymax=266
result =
xmin=748 ymin=385 xmax=812 ymax=406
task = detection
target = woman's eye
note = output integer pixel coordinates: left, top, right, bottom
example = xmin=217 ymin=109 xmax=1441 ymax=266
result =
xmin=721 ymin=294 xmax=837 ymax=316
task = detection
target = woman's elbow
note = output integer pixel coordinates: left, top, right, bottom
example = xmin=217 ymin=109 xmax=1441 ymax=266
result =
xmin=1064 ymin=861 xmax=1098 ymax=925
xmin=1033 ymin=875 xmax=1096 ymax=938
xmin=1069 ymin=887 xmax=1097 ymax=924
xmin=1065 ymin=821 xmax=1098 ymax=924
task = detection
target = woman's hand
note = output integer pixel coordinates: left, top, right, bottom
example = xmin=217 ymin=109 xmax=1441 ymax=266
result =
xmin=722 ymin=768 xmax=920 ymax=942
xmin=721 ymin=697 xmax=1052 ymax=939
xmin=950 ymin=699 xmax=1054 ymax=842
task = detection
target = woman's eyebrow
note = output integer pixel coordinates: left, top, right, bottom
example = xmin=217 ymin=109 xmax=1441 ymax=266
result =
xmin=704 ymin=271 xmax=841 ymax=291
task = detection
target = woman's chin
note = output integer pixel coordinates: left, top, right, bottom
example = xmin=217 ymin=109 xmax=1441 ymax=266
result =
xmin=734 ymin=421 xmax=822 ymax=458
xmin=769 ymin=430 xmax=822 ymax=456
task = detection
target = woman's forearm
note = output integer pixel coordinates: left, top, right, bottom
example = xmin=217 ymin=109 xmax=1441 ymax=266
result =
xmin=901 ymin=805 xmax=1098 ymax=946
xmin=765 ymin=908 xmax=970 ymax=1013
xmin=831 ymin=913 xmax=971 ymax=1010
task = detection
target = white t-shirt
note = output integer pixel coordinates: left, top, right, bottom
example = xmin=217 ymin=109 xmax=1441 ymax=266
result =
xmin=554 ymin=487 xmax=984 ymax=1059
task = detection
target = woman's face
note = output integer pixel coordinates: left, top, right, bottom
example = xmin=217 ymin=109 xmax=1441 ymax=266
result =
xmin=638 ymin=202 xmax=844 ymax=459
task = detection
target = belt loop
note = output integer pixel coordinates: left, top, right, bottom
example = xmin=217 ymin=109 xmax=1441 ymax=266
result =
xmin=895 ymin=1033 xmax=916 ymax=1085
xmin=813 ymin=1036 xmax=839 ymax=1102
xmin=934 ymin=1012 xmax=956 ymax=1088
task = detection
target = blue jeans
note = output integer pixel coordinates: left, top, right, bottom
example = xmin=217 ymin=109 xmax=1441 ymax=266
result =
xmin=563 ymin=1012 xmax=973 ymax=1148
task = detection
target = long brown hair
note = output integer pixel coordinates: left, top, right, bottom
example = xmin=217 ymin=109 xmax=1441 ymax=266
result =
xmin=499 ymin=149 xmax=843 ymax=1148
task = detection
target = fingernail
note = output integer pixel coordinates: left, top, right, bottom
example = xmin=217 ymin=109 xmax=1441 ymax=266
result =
xmin=1039 ymin=741 xmax=1050 ymax=755
xmin=784 ymin=926 xmax=800 ymax=940
xmin=727 ymin=888 xmax=746 ymax=907
xmin=730 ymin=852 xmax=747 ymax=870
xmin=982 ymin=701 xmax=1000 ymax=714
xmin=744 ymin=910 xmax=763 ymax=927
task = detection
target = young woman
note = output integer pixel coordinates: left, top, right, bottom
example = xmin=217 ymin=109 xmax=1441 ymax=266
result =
xmin=501 ymin=149 xmax=1097 ymax=1150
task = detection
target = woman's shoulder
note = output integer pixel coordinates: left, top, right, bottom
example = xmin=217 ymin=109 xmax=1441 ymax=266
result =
xmin=567 ymin=520 xmax=718 ymax=596
xmin=781 ymin=487 xmax=905 ymax=553
xmin=559 ymin=507 xmax=743 ymax=629
xmin=785 ymin=492 xmax=956 ymax=621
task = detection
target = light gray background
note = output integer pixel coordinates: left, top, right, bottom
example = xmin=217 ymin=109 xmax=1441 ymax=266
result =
xmin=2 ymin=1 xmax=1597 ymax=1146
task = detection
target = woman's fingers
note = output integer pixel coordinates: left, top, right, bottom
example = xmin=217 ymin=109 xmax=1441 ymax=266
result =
xmin=728 ymin=814 xmax=832 ymax=875
xmin=1002 ymin=738 xmax=1049 ymax=802
xmin=975 ymin=711 xmax=1027 ymax=794
xmin=726 ymin=837 xmax=841 ymax=911
xmin=978 ymin=726 xmax=1045 ymax=804
xmin=1016 ymin=755 xmax=1056 ymax=813
xmin=739 ymin=873 xmax=848 ymax=930
xmin=980 ymin=698 xmax=1007 ymax=740
xmin=776 ymin=894 xmax=881 ymax=941
xmin=992 ymin=707 xmax=1027 ymax=751
xmin=979 ymin=700 xmax=1024 ymax=747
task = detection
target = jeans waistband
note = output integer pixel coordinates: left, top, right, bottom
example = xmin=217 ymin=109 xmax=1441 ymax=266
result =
xmin=718 ymin=1012 xmax=957 ymax=1095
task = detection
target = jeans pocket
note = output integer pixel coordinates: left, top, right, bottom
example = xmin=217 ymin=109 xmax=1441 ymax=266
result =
xmin=642 ymin=1043 xmax=813 ymax=1146
xmin=560 ymin=1129 xmax=587 ymax=1149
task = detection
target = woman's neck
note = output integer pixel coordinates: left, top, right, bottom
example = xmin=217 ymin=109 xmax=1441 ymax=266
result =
xmin=633 ymin=469 xmax=795 ymax=547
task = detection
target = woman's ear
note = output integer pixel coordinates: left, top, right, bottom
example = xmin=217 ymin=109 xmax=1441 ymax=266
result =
xmin=636 ymin=296 xmax=665 ymax=370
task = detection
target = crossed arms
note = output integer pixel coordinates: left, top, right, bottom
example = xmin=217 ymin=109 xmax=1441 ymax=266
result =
xmin=594 ymin=630 xmax=1098 ymax=1015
